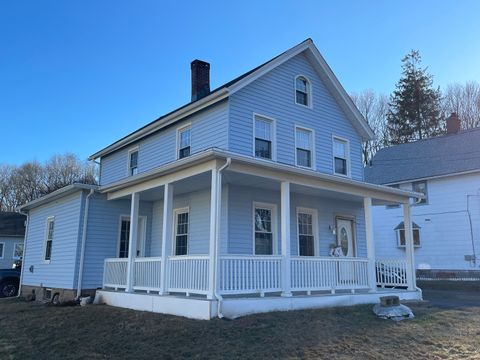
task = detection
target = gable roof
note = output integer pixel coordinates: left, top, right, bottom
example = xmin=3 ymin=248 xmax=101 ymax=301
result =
xmin=365 ymin=127 xmax=480 ymax=185
xmin=89 ymin=39 xmax=374 ymax=160
xmin=0 ymin=212 xmax=26 ymax=237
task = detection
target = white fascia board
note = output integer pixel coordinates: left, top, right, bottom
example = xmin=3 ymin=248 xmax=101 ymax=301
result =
xmin=100 ymin=148 xmax=422 ymax=202
xmin=89 ymin=89 xmax=229 ymax=161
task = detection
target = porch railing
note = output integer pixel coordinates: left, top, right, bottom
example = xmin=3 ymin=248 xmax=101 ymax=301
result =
xmin=291 ymin=257 xmax=370 ymax=291
xmin=375 ymin=259 xmax=408 ymax=288
xmin=103 ymin=258 xmax=128 ymax=289
xmin=133 ymin=257 xmax=162 ymax=291
xmin=219 ymin=255 xmax=282 ymax=295
xmin=167 ymin=255 xmax=210 ymax=296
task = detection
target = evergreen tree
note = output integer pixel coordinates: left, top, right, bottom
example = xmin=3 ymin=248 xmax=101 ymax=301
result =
xmin=386 ymin=50 xmax=444 ymax=144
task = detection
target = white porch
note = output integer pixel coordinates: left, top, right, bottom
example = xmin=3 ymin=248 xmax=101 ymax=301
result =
xmin=97 ymin=154 xmax=422 ymax=319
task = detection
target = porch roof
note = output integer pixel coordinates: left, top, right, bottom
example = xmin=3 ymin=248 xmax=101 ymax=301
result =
xmin=100 ymin=149 xmax=423 ymax=205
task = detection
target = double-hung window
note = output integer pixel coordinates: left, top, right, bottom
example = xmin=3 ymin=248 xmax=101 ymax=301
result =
xmin=178 ymin=125 xmax=191 ymax=159
xmin=333 ymin=137 xmax=349 ymax=176
xmin=128 ymin=149 xmax=138 ymax=176
xmin=295 ymin=127 xmax=313 ymax=168
xmin=174 ymin=209 xmax=189 ymax=256
xmin=254 ymin=115 xmax=274 ymax=160
xmin=295 ymin=76 xmax=310 ymax=107
xmin=297 ymin=209 xmax=316 ymax=256
xmin=44 ymin=217 xmax=54 ymax=262
xmin=254 ymin=204 xmax=275 ymax=255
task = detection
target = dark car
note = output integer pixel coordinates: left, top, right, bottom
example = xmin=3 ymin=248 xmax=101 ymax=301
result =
xmin=0 ymin=268 xmax=21 ymax=297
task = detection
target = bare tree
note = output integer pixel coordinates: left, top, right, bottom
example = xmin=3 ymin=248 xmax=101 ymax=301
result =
xmin=0 ymin=153 xmax=98 ymax=211
xmin=442 ymin=81 xmax=480 ymax=129
xmin=43 ymin=153 xmax=97 ymax=194
xmin=351 ymin=90 xmax=389 ymax=165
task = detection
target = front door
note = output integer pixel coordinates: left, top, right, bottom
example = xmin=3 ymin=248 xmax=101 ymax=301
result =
xmin=119 ymin=216 xmax=146 ymax=258
xmin=336 ymin=218 xmax=355 ymax=257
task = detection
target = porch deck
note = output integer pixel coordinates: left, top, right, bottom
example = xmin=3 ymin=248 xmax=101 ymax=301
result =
xmin=100 ymin=255 xmax=416 ymax=319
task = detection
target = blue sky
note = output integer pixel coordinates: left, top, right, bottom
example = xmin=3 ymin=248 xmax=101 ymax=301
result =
xmin=1 ymin=0 xmax=479 ymax=165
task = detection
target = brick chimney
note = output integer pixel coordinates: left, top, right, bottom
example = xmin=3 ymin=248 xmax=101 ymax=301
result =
xmin=446 ymin=112 xmax=461 ymax=135
xmin=191 ymin=60 xmax=210 ymax=102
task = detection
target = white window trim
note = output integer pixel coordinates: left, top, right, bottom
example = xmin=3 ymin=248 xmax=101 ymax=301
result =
xmin=172 ymin=207 xmax=190 ymax=256
xmin=43 ymin=216 xmax=55 ymax=264
xmin=294 ymin=75 xmax=313 ymax=109
xmin=0 ymin=242 xmax=4 ymax=259
xmin=252 ymin=201 xmax=278 ymax=255
xmin=176 ymin=123 xmax=192 ymax=160
xmin=127 ymin=146 xmax=139 ymax=177
xmin=332 ymin=135 xmax=351 ymax=178
xmin=12 ymin=242 xmax=23 ymax=260
xmin=396 ymin=228 xmax=422 ymax=248
xmin=252 ymin=113 xmax=277 ymax=161
xmin=294 ymin=125 xmax=316 ymax=170
xmin=117 ymin=214 xmax=147 ymax=258
xmin=296 ymin=207 xmax=319 ymax=256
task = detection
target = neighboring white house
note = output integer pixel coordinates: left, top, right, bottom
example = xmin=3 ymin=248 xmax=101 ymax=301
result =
xmin=19 ymin=39 xmax=423 ymax=320
xmin=365 ymin=113 xmax=480 ymax=279
xmin=0 ymin=212 xmax=26 ymax=269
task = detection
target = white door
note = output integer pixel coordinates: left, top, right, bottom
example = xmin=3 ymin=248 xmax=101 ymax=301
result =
xmin=336 ymin=218 xmax=355 ymax=257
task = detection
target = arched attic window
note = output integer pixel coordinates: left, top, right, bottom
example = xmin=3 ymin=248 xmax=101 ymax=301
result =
xmin=395 ymin=221 xmax=421 ymax=248
xmin=295 ymin=76 xmax=311 ymax=107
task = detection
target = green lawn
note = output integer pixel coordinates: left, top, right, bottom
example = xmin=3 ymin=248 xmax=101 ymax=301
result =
xmin=0 ymin=288 xmax=479 ymax=359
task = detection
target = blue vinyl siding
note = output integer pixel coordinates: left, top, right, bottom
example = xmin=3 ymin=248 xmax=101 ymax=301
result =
xmin=227 ymin=184 xmax=366 ymax=257
xmin=22 ymin=192 xmax=84 ymax=289
xmin=100 ymin=101 xmax=229 ymax=185
xmin=229 ymin=52 xmax=364 ymax=180
xmin=0 ymin=236 xmax=23 ymax=269
xmin=82 ymin=194 xmax=152 ymax=289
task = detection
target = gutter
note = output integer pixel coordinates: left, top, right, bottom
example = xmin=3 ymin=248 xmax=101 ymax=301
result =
xmin=76 ymin=189 xmax=95 ymax=298
xmin=16 ymin=211 xmax=29 ymax=298
xmin=213 ymin=157 xmax=231 ymax=318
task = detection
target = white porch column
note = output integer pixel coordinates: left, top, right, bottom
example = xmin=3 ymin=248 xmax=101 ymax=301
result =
xmin=280 ymin=181 xmax=292 ymax=297
xmin=208 ymin=169 xmax=218 ymax=300
xmin=363 ymin=197 xmax=377 ymax=292
xmin=159 ymin=183 xmax=173 ymax=295
xmin=403 ymin=203 xmax=417 ymax=291
xmin=125 ymin=192 xmax=140 ymax=293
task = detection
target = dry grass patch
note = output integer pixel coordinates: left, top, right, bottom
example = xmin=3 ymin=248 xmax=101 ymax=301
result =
xmin=0 ymin=289 xmax=479 ymax=359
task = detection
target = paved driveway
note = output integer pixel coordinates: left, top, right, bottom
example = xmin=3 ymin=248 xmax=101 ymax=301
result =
xmin=422 ymin=286 xmax=480 ymax=309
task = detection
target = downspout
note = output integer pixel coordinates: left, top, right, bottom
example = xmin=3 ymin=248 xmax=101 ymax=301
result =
xmin=76 ymin=189 xmax=95 ymax=298
xmin=17 ymin=211 xmax=29 ymax=298
xmin=214 ymin=157 xmax=231 ymax=318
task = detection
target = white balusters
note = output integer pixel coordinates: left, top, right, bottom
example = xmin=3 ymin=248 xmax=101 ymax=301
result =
xmin=375 ymin=259 xmax=408 ymax=288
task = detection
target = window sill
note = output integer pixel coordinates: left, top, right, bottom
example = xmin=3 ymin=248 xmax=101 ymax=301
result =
xmin=294 ymin=102 xmax=313 ymax=110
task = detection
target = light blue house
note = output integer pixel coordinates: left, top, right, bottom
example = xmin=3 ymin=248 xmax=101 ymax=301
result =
xmin=0 ymin=212 xmax=25 ymax=270
xmin=19 ymin=39 xmax=422 ymax=319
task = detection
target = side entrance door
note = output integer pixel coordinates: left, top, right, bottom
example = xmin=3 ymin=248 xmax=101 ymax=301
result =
xmin=119 ymin=216 xmax=146 ymax=258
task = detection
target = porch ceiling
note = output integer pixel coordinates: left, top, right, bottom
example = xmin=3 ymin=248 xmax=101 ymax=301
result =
xmin=224 ymin=171 xmax=364 ymax=203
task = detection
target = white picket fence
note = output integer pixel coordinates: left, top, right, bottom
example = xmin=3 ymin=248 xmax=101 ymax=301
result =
xmin=167 ymin=255 xmax=210 ymax=295
xmin=219 ymin=255 xmax=282 ymax=295
xmin=103 ymin=258 xmax=128 ymax=289
xmin=375 ymin=259 xmax=408 ymax=288
xmin=133 ymin=257 xmax=162 ymax=291
xmin=291 ymin=257 xmax=370 ymax=291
